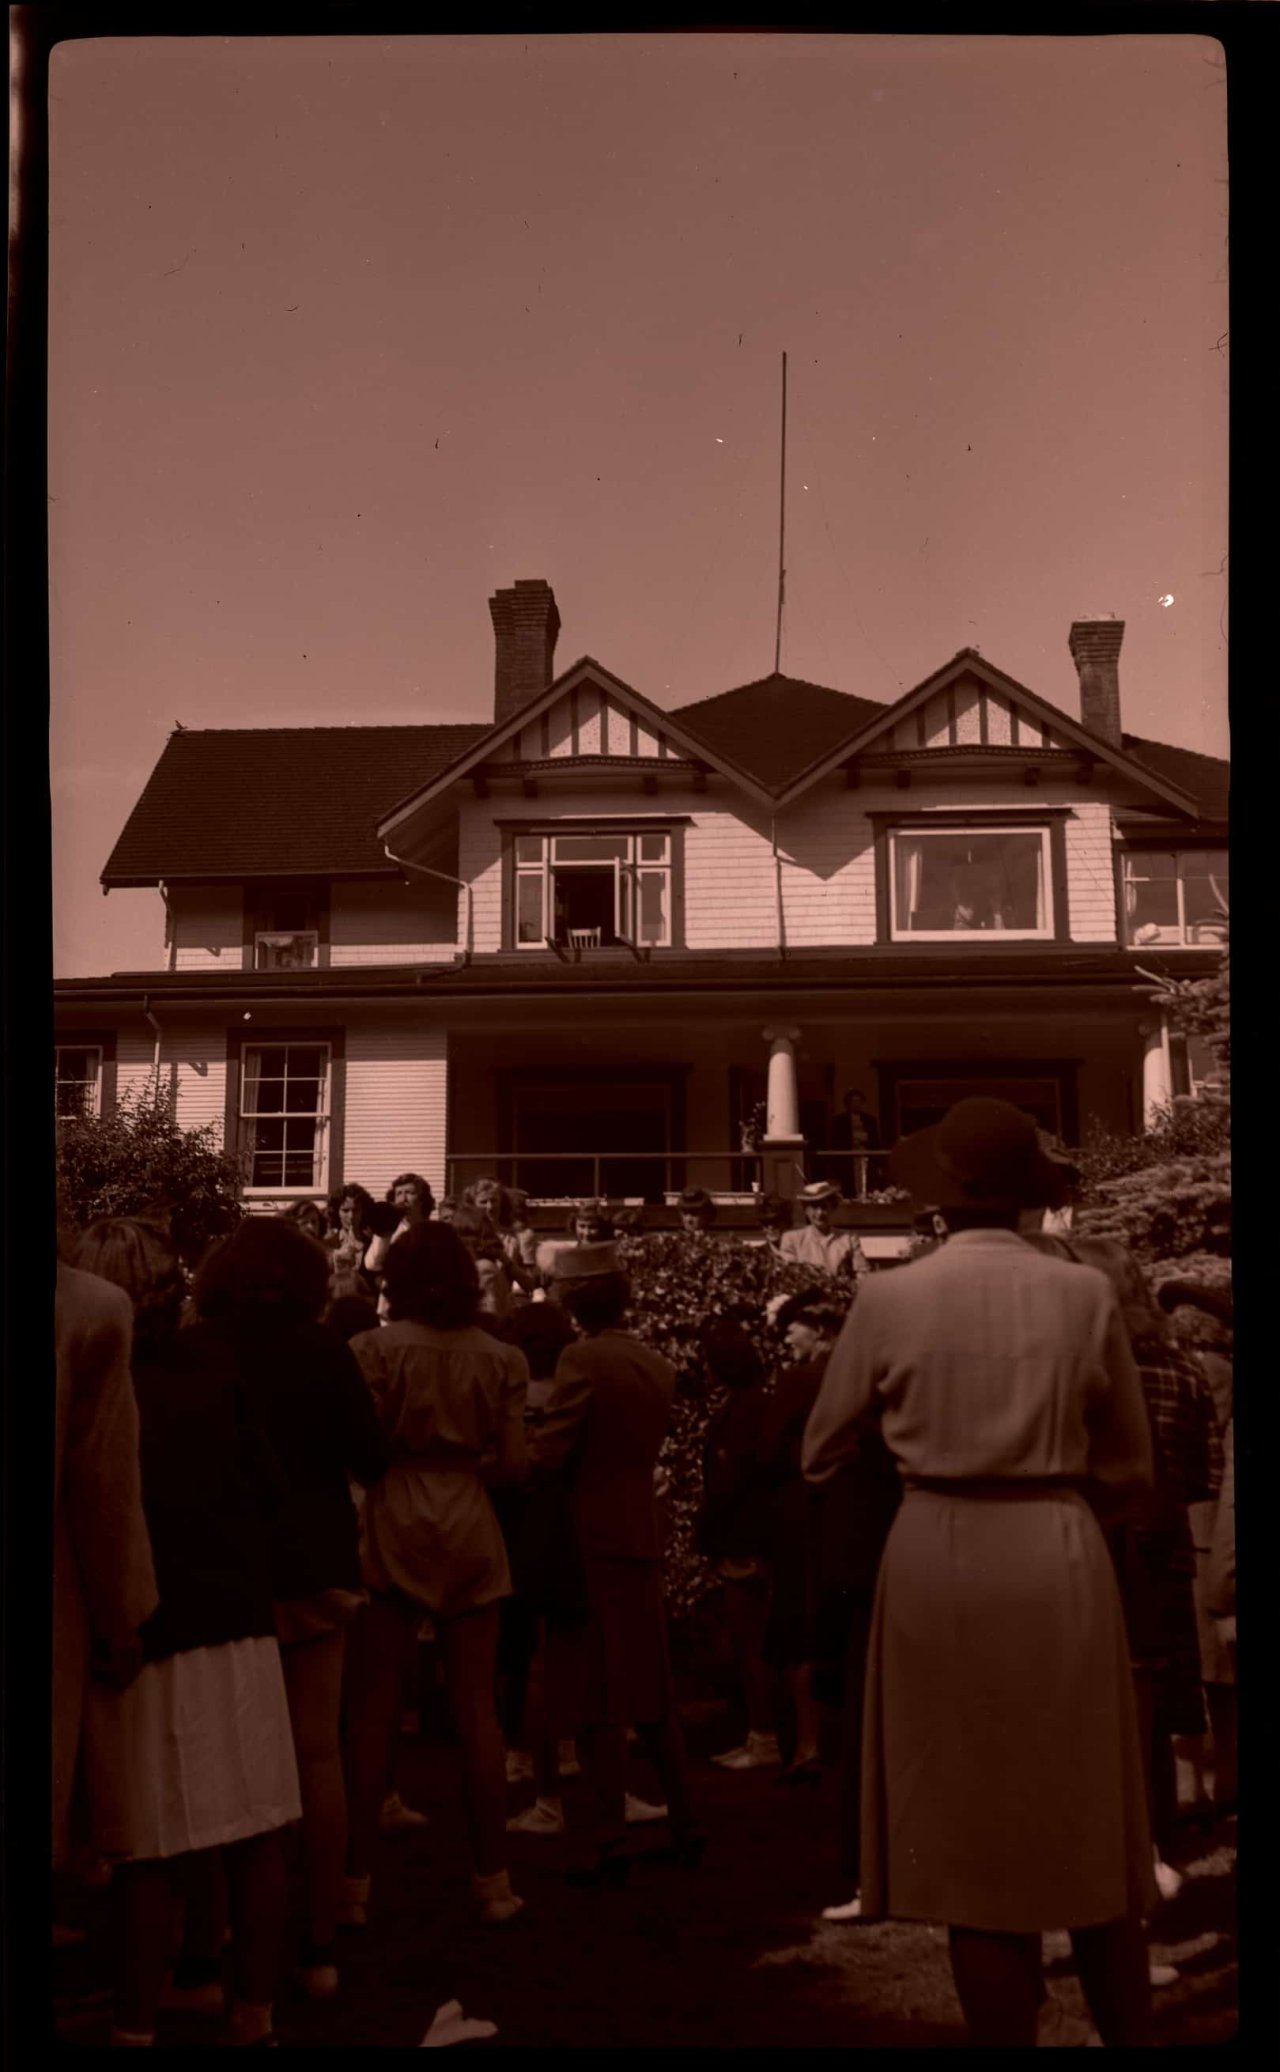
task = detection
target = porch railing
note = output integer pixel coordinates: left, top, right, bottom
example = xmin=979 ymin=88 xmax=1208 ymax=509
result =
xmin=446 ymin=1147 xmax=895 ymax=1205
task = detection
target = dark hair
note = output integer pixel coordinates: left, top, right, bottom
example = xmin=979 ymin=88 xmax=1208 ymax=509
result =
xmin=380 ymin=1221 xmax=480 ymax=1330
xmin=699 ymin=1317 xmax=765 ymax=1392
xmin=465 ymin=1177 xmax=511 ymax=1227
xmin=387 ymin=1173 xmax=435 ymax=1214
xmin=71 ymin=1217 xmax=187 ymax=1355
xmin=327 ymin=1182 xmax=375 ymax=1234
xmin=843 ymin=1088 xmax=866 ymax=1106
xmin=566 ymin=1201 xmax=615 ymax=1239
xmin=775 ymin=1286 xmax=847 ymax=1339
xmin=194 ymin=1214 xmax=330 ymax=1331
xmin=285 ymin=1199 xmax=326 ymax=1238
xmin=324 ymin=1292 xmax=381 ymax=1342
xmin=507 ymin=1189 xmax=530 ymax=1219
xmin=757 ymin=1194 xmax=791 ymax=1229
xmin=612 ymin=1206 xmax=646 ymax=1236
xmin=680 ymin=1198 xmax=716 ymax=1227
xmin=365 ymin=1200 xmax=402 ymax=1240
xmin=935 ymin=1204 xmax=1022 ymax=1234
xmin=560 ymin=1270 xmax=630 ymax=1335
xmin=506 ymin=1300 xmax=577 ymax=1380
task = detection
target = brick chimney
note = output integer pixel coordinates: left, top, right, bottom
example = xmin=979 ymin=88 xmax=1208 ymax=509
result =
xmin=1068 ymin=615 xmax=1125 ymax=747
xmin=488 ymin=579 xmax=561 ymax=726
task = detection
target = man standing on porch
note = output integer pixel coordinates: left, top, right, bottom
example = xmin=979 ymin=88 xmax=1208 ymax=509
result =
xmin=780 ymin=1184 xmax=870 ymax=1279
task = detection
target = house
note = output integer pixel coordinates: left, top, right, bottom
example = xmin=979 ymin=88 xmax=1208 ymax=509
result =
xmin=54 ymin=579 xmax=1228 ymax=1224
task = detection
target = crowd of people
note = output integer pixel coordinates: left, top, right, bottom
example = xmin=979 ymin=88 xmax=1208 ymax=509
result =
xmin=52 ymin=1103 xmax=1236 ymax=2049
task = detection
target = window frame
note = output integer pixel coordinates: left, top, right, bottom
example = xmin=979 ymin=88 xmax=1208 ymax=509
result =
xmin=54 ymin=1043 xmax=104 ymax=1120
xmin=869 ymin=809 xmax=1072 ymax=946
xmin=501 ymin=820 xmax=687 ymax=951
xmin=54 ymin=1029 xmax=117 ymax=1121
xmin=253 ymin=929 xmax=320 ymax=971
xmin=242 ymin=883 xmax=331 ymax=972
xmin=224 ymin=1025 xmax=346 ymax=1199
xmin=1118 ymin=847 xmax=1229 ymax=949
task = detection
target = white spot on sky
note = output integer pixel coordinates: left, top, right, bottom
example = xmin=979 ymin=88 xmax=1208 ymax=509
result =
xmin=1159 ymin=594 xmax=1175 ymax=608
xmin=715 ymin=438 xmax=724 ymax=444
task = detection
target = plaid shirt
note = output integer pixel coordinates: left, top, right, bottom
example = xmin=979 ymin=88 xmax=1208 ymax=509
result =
xmin=1135 ymin=1340 xmax=1224 ymax=1510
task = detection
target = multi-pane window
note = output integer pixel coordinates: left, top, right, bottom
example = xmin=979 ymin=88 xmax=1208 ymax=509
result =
xmin=514 ymin=831 xmax=673 ymax=949
xmin=889 ymin=827 xmax=1053 ymax=939
xmin=55 ymin=1046 xmax=102 ymax=1118
xmin=254 ymin=931 xmax=318 ymax=971
xmin=1122 ymin=851 xmax=1228 ymax=947
xmin=241 ymin=1043 xmax=330 ymax=1190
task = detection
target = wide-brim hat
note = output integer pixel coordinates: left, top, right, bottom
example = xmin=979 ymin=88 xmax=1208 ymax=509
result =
xmin=552 ymin=1240 xmax=622 ymax=1280
xmin=889 ymin=1098 xmax=1071 ymax=1211
xmin=797 ymin=1180 xmax=841 ymax=1207
xmin=677 ymin=1187 xmax=712 ymax=1212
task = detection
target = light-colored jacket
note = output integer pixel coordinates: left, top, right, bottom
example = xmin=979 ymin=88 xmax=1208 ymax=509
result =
xmin=53 ymin=1265 xmax=158 ymax=1865
xmin=802 ymin=1228 xmax=1153 ymax=1496
xmin=779 ymin=1224 xmax=870 ymax=1278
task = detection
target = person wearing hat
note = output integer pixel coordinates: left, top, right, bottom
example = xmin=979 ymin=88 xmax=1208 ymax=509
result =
xmin=530 ymin=1243 xmax=702 ymax=1882
xmin=750 ymin=1193 xmax=793 ymax=1257
xmin=677 ymin=1187 xmax=715 ymax=1235
xmin=779 ymin=1182 xmax=869 ymax=1279
xmin=801 ymin=1098 xmax=1157 ymax=2048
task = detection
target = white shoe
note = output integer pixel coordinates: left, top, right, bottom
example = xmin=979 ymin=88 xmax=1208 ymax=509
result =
xmin=821 ymin=1894 xmax=863 ymax=1923
xmin=506 ymin=1797 xmax=565 ymax=1835
xmin=557 ymin=1740 xmax=581 ymax=1778
xmin=712 ymin=1732 xmax=782 ymax=1770
xmin=505 ymin=1749 xmax=536 ymax=1785
xmin=1153 ymin=1856 xmax=1184 ymax=1903
xmin=471 ymin=1870 xmax=524 ymax=1925
xmin=624 ymin=1793 xmax=669 ymax=1826
xmin=1149 ymin=1961 xmax=1179 ymax=1988
xmin=380 ymin=1791 xmax=429 ymax=1834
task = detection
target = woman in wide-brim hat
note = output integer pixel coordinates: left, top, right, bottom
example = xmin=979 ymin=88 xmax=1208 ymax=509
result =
xmin=802 ymin=1098 xmax=1157 ymax=2047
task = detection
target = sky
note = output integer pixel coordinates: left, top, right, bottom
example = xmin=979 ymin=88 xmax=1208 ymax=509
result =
xmin=48 ymin=32 xmax=1228 ymax=977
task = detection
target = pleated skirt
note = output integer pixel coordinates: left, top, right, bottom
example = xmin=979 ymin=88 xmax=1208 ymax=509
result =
xmin=84 ymin=1635 xmax=301 ymax=1862
xmin=859 ymin=1487 xmax=1157 ymax=1932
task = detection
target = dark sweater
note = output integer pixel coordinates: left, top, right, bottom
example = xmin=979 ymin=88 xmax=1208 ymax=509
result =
xmin=132 ymin=1322 xmax=283 ymax=1663
xmin=214 ymin=1318 xmax=390 ymax=1599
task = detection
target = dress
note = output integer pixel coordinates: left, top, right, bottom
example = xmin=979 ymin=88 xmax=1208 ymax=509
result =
xmin=350 ymin=1321 xmax=529 ymax=1617
xmin=803 ymin=1228 xmax=1156 ymax=1932
xmin=778 ymin=1225 xmax=869 ymax=1277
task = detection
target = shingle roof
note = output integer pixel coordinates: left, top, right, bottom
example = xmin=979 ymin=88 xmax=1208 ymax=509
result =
xmin=1122 ymin=735 xmax=1229 ymax=825
xmin=101 ymin=724 xmax=490 ymax=884
xmin=673 ymin=672 xmax=888 ymax=792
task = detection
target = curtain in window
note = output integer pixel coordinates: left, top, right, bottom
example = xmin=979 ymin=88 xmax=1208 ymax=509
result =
xmin=241 ymin=1047 xmax=262 ymax=1111
xmin=898 ymin=838 xmax=924 ymax=928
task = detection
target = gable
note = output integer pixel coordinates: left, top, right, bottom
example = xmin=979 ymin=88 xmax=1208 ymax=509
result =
xmin=876 ymin=668 xmax=1074 ymax=754
xmin=489 ymin=674 xmax=684 ymax=764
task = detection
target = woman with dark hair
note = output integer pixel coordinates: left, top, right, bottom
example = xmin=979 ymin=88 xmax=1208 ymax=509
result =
xmin=326 ymin=1184 xmax=375 ymax=1282
xmin=565 ymin=1200 xmax=615 ymax=1244
xmin=71 ymin=1217 xmax=300 ymax=2049
xmin=193 ymin=1216 xmax=389 ymax=2001
xmin=532 ymin=1245 xmax=701 ymax=1884
xmin=341 ymin=1222 xmax=530 ymax=1925
xmin=387 ymin=1172 xmax=435 ymax=1231
xmin=802 ymin=1100 xmax=1156 ymax=2048
xmin=695 ymin=1321 xmax=780 ymax=1771
xmin=756 ymin=1287 xmax=851 ymax=1784
xmin=286 ymin=1200 xmax=327 ymax=1244
xmin=677 ymin=1188 xmax=715 ymax=1235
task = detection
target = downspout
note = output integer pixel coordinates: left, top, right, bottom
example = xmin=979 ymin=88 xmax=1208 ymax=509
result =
xmin=771 ymin=815 xmax=787 ymax=960
xmin=159 ymin=880 xmax=176 ymax=971
xmin=142 ymin=994 xmax=163 ymax=1079
xmin=382 ymin=844 xmax=473 ymax=964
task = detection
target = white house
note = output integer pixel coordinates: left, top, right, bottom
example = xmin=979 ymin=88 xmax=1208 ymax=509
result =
xmin=54 ymin=579 xmax=1228 ymax=1224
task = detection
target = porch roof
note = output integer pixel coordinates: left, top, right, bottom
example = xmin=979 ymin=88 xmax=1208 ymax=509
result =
xmin=53 ymin=943 xmax=1221 ymax=1006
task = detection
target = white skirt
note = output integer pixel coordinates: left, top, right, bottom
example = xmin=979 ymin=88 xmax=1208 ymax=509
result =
xmin=84 ymin=1635 xmax=301 ymax=1862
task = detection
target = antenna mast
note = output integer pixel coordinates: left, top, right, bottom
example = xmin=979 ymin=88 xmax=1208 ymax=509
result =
xmin=774 ymin=351 xmax=787 ymax=673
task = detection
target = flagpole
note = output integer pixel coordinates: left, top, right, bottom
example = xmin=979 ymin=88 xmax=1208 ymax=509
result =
xmin=774 ymin=351 xmax=787 ymax=674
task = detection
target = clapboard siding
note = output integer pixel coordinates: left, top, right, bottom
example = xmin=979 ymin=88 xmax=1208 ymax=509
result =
xmin=343 ymin=1020 xmax=448 ymax=1201
xmin=171 ymin=885 xmax=243 ymax=971
xmin=1064 ymin=802 xmax=1121 ymax=943
xmin=329 ymin=878 xmax=458 ymax=965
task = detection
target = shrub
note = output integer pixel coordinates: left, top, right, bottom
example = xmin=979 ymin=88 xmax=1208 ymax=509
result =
xmin=56 ymin=1081 xmax=246 ymax=1267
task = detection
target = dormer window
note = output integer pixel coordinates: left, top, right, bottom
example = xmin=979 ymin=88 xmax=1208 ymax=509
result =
xmin=244 ymin=885 xmax=328 ymax=972
xmin=511 ymin=829 xmax=676 ymax=950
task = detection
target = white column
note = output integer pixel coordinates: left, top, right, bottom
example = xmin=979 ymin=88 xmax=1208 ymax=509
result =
xmin=1141 ymin=1016 xmax=1173 ymax=1129
xmin=762 ymin=1027 xmax=802 ymax=1141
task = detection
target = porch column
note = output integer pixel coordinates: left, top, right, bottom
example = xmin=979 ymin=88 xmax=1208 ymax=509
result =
xmin=761 ymin=1026 xmax=805 ymax=1199
xmin=1141 ymin=1014 xmax=1173 ymax=1129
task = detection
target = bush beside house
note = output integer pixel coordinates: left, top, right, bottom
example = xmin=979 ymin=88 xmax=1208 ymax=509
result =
xmin=56 ymin=1082 xmax=246 ymax=1267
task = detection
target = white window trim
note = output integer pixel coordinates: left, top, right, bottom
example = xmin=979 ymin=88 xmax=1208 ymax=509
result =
xmin=1121 ymin=851 xmax=1229 ymax=949
xmin=514 ymin=831 xmax=673 ymax=950
xmin=55 ymin=1044 xmax=103 ymax=1119
xmin=240 ymin=1041 xmax=332 ymax=1193
xmin=887 ymin=824 xmax=1055 ymax=943
xmin=254 ymin=929 xmax=319 ymax=970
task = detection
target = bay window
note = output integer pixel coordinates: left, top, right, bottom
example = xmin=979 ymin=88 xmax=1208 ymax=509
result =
xmin=241 ymin=1042 xmax=331 ymax=1190
xmin=512 ymin=829 xmax=675 ymax=949
xmin=1122 ymin=850 xmax=1228 ymax=947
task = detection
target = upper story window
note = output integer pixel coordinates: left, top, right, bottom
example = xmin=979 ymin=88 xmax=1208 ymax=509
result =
xmin=1122 ymin=850 xmax=1228 ymax=947
xmin=513 ymin=830 xmax=675 ymax=950
xmin=888 ymin=824 xmax=1055 ymax=940
xmin=55 ymin=1045 xmax=102 ymax=1118
xmin=255 ymin=930 xmax=319 ymax=971
xmin=246 ymin=886 xmax=326 ymax=972
xmin=241 ymin=1042 xmax=330 ymax=1191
